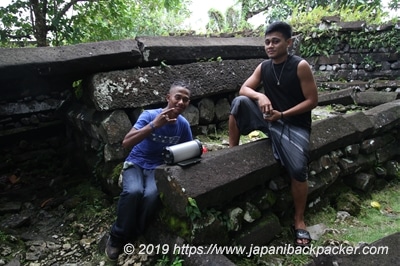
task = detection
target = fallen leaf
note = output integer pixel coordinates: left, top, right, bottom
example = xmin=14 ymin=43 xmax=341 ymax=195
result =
xmin=248 ymin=130 xmax=260 ymax=138
xmin=370 ymin=201 xmax=381 ymax=209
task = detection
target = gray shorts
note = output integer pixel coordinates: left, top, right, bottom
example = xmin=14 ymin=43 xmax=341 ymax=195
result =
xmin=230 ymin=96 xmax=269 ymax=135
xmin=230 ymin=96 xmax=310 ymax=181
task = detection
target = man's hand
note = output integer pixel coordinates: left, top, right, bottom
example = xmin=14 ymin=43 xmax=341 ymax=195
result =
xmin=257 ymin=93 xmax=273 ymax=114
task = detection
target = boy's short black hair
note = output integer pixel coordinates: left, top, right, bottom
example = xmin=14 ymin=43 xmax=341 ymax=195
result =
xmin=265 ymin=21 xmax=292 ymax=40
xmin=170 ymin=80 xmax=192 ymax=94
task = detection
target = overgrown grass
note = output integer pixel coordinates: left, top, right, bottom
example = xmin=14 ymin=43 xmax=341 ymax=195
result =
xmin=234 ymin=179 xmax=400 ymax=265
xmin=314 ymin=181 xmax=398 ymax=238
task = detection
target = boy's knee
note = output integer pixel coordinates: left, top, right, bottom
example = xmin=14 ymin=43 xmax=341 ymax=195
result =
xmin=123 ymin=187 xmax=142 ymax=198
xmin=144 ymin=188 xmax=159 ymax=201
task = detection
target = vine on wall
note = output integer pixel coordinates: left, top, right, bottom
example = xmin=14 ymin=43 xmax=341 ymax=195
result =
xmin=287 ymin=5 xmax=399 ymax=58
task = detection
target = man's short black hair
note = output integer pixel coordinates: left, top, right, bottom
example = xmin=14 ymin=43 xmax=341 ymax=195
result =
xmin=265 ymin=21 xmax=292 ymax=40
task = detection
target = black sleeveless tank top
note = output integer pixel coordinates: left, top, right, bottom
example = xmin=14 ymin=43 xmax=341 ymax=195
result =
xmin=261 ymin=55 xmax=311 ymax=130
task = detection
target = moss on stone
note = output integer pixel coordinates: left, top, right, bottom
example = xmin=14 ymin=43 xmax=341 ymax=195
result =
xmin=336 ymin=192 xmax=362 ymax=216
xmin=111 ymin=162 xmax=123 ymax=183
xmin=159 ymin=208 xmax=191 ymax=240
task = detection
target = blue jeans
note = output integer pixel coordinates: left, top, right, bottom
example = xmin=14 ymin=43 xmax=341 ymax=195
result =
xmin=110 ymin=164 xmax=159 ymax=244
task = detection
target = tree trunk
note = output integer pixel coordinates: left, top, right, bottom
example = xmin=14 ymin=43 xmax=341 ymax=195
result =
xmin=30 ymin=0 xmax=48 ymax=46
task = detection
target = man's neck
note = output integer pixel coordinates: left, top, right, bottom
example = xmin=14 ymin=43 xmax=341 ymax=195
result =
xmin=272 ymin=54 xmax=289 ymax=64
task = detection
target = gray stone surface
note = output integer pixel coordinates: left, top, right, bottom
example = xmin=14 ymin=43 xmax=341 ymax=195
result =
xmin=234 ymin=213 xmax=282 ymax=247
xmin=65 ymin=101 xmax=121 ymax=142
xmin=136 ymin=36 xmax=266 ymax=64
xmin=0 ymin=40 xmax=141 ymax=77
xmin=343 ymin=111 xmax=375 ymax=140
xmin=183 ymin=253 xmax=236 ymax=266
xmin=155 ymin=139 xmax=281 ymax=217
xmin=310 ymin=116 xmax=360 ymax=160
xmin=318 ymin=85 xmax=397 ymax=108
xmin=364 ymin=99 xmax=400 ymax=134
xmin=318 ymin=88 xmax=355 ymax=106
xmin=306 ymin=232 xmax=400 ymax=266
xmin=0 ymin=40 xmax=143 ymax=100
xmin=308 ymin=165 xmax=341 ymax=197
xmin=353 ymin=91 xmax=400 ymax=106
xmin=86 ymin=59 xmax=262 ymax=111
xmin=0 ymin=99 xmax=62 ymax=116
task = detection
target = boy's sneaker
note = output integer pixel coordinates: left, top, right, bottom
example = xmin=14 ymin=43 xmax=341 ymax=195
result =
xmin=105 ymin=236 xmax=122 ymax=261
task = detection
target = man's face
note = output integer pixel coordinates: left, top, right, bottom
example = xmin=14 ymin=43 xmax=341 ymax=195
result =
xmin=264 ymin=32 xmax=291 ymax=59
xmin=166 ymin=87 xmax=190 ymax=115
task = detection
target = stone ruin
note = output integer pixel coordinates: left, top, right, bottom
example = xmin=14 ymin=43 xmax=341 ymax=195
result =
xmin=0 ymin=19 xmax=400 ymax=265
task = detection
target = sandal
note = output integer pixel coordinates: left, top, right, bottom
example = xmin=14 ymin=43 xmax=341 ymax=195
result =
xmin=291 ymin=225 xmax=312 ymax=247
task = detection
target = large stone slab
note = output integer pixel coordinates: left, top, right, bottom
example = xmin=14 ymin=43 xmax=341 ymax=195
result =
xmin=317 ymin=88 xmax=354 ymax=106
xmin=310 ymin=116 xmax=362 ymax=160
xmin=155 ymin=139 xmax=281 ymax=217
xmin=0 ymin=98 xmax=62 ymax=116
xmin=0 ymin=40 xmax=142 ymax=100
xmin=136 ymin=36 xmax=266 ymax=64
xmin=314 ymin=84 xmax=398 ymax=107
xmin=0 ymin=40 xmax=142 ymax=79
xmin=352 ymin=91 xmax=399 ymax=106
xmin=363 ymin=99 xmax=400 ymax=134
xmin=343 ymin=112 xmax=375 ymax=140
xmin=86 ymin=59 xmax=262 ymax=111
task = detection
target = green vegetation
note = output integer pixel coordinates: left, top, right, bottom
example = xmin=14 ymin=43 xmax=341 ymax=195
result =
xmin=0 ymin=230 xmax=7 ymax=242
xmin=157 ymin=254 xmax=184 ymax=266
xmin=72 ymin=80 xmax=83 ymax=99
xmin=160 ymin=207 xmax=191 ymax=239
xmin=1 ymin=0 xmax=399 ymax=47
xmin=67 ymin=181 xmax=112 ymax=220
xmin=289 ymin=5 xmax=400 ymax=57
xmin=329 ymin=182 xmax=400 ymax=243
xmin=111 ymin=163 xmax=123 ymax=184
xmin=186 ymin=197 xmax=202 ymax=222
xmin=233 ymin=179 xmax=400 ymax=266
xmin=0 ymin=0 xmax=190 ymax=47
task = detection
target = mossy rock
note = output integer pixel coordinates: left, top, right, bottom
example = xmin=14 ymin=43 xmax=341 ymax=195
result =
xmin=251 ymin=188 xmax=277 ymax=211
xmin=111 ymin=162 xmax=123 ymax=183
xmin=385 ymin=160 xmax=400 ymax=180
xmin=335 ymin=192 xmax=362 ymax=216
xmin=159 ymin=208 xmax=191 ymax=240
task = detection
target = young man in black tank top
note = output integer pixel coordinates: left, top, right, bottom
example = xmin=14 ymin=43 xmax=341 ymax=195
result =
xmin=229 ymin=21 xmax=318 ymax=246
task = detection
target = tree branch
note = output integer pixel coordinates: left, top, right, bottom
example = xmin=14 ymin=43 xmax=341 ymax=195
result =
xmin=245 ymin=6 xmax=270 ymax=21
xmin=2 ymin=31 xmax=32 ymax=39
xmin=56 ymin=0 xmax=95 ymax=20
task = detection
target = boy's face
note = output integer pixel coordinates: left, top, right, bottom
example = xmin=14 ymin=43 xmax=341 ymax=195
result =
xmin=166 ymin=86 xmax=190 ymax=116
